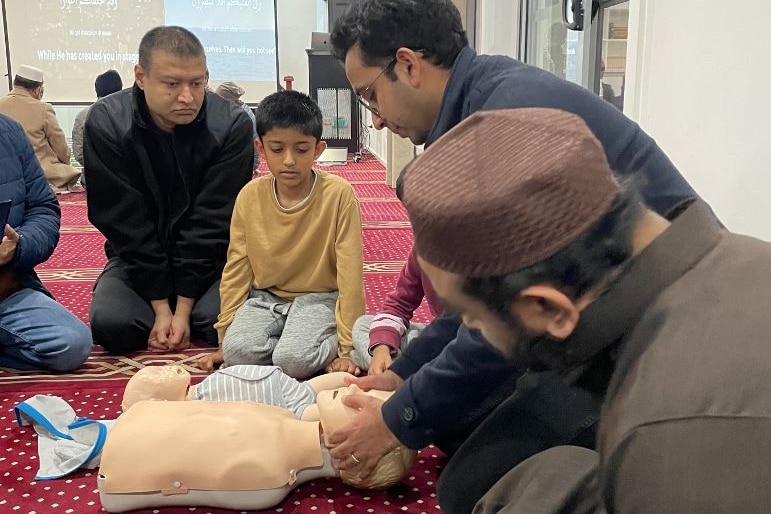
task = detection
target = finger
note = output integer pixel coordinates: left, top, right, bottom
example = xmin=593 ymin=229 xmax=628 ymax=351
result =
xmin=198 ymin=355 xmax=214 ymax=371
xmin=341 ymin=392 xmax=379 ymax=410
xmin=358 ymin=458 xmax=378 ymax=478
xmin=347 ymin=374 xmax=381 ymax=390
xmin=148 ymin=339 xmax=167 ymax=351
xmin=167 ymin=324 xmax=183 ymax=345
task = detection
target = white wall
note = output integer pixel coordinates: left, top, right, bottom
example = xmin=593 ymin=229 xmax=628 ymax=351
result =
xmin=475 ymin=0 xmax=519 ymax=56
xmin=626 ymin=0 xmax=771 ymax=240
xmin=276 ymin=0 xmax=323 ymax=94
xmin=364 ymin=113 xmax=388 ymax=163
xmin=0 ymin=18 xmax=7 ymax=91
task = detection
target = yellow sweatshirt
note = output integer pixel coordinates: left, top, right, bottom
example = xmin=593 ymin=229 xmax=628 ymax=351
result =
xmin=215 ymin=171 xmax=365 ymax=358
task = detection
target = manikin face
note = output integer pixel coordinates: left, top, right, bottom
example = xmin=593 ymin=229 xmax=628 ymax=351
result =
xmin=121 ymin=365 xmax=192 ymax=411
xmin=316 ymin=385 xmax=393 ymax=436
xmin=344 ymin=45 xmax=434 ymax=145
xmin=135 ymin=50 xmax=207 ymax=132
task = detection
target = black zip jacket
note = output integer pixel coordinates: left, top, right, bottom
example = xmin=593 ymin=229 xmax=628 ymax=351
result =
xmin=83 ymin=86 xmax=253 ymax=300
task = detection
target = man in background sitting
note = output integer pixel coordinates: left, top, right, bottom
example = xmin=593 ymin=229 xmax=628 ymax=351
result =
xmin=85 ymin=26 xmax=253 ymax=355
xmin=71 ymin=70 xmax=124 ymax=184
xmin=215 ymin=81 xmax=259 ymax=172
xmin=0 ymin=65 xmax=81 ymax=194
xmin=0 ymin=113 xmax=92 ymax=371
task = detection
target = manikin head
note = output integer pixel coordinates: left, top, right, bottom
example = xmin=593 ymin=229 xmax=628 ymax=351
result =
xmin=317 ymin=385 xmax=416 ymax=490
xmin=122 ymin=365 xmax=192 ymax=412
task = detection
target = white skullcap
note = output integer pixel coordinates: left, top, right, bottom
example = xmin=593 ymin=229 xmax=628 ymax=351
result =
xmin=16 ymin=64 xmax=43 ymax=82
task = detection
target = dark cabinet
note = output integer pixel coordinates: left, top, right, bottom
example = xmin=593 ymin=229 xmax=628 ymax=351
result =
xmin=307 ymin=49 xmax=359 ymax=154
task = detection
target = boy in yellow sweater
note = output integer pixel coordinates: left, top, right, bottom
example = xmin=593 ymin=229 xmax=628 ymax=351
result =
xmin=196 ymin=91 xmax=365 ymax=378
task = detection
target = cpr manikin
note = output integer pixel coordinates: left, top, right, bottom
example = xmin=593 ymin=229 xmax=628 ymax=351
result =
xmin=120 ymin=364 xmax=353 ymax=420
xmin=97 ymin=365 xmax=416 ymax=512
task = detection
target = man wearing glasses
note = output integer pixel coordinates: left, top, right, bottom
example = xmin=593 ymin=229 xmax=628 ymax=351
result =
xmin=328 ymin=0 xmax=707 ymax=512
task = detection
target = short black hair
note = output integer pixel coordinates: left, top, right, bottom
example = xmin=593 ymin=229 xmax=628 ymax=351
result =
xmin=330 ymin=0 xmax=467 ymax=72
xmin=95 ymin=69 xmax=123 ymax=98
xmin=463 ymin=185 xmax=643 ymax=320
xmin=254 ymin=90 xmax=323 ymax=141
xmin=13 ymin=76 xmax=42 ymax=90
xmin=138 ymin=26 xmax=205 ymax=71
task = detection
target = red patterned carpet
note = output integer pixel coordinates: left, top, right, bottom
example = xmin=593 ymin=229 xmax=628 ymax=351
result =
xmin=0 ymin=156 xmax=443 ymax=513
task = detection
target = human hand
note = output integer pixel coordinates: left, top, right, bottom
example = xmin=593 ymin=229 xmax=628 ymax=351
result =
xmin=368 ymin=345 xmax=393 ymax=375
xmin=327 ymin=393 xmax=401 ymax=477
xmin=0 ymin=225 xmax=20 ymax=266
xmin=347 ymin=369 xmax=403 ymax=392
xmin=166 ymin=313 xmax=191 ymax=351
xmin=195 ymin=349 xmax=224 ymax=372
xmin=147 ymin=310 xmax=173 ymax=350
xmin=325 ymin=357 xmax=361 ymax=376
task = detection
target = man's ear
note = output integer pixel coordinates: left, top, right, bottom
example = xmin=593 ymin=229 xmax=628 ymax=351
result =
xmin=134 ymin=64 xmax=146 ymax=90
xmin=394 ymin=47 xmax=423 ymax=87
xmin=314 ymin=139 xmax=328 ymax=160
xmin=513 ymin=286 xmax=580 ymax=340
xmin=255 ymin=137 xmax=264 ymax=154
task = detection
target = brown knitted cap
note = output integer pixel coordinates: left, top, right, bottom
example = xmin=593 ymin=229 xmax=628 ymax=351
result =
xmin=401 ymin=108 xmax=619 ymax=278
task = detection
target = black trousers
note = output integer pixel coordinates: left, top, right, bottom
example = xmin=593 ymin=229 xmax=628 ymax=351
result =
xmin=437 ymin=370 xmax=601 ymax=514
xmin=90 ymin=258 xmax=220 ymax=354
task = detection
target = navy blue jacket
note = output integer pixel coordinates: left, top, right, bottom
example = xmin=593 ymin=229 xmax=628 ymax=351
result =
xmin=384 ymin=47 xmax=702 ymax=449
xmin=0 ymin=114 xmax=61 ymax=295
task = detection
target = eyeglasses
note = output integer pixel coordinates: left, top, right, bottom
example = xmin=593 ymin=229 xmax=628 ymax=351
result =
xmin=356 ymin=57 xmax=397 ymax=118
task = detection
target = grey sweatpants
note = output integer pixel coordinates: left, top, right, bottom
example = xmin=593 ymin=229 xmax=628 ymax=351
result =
xmin=222 ymin=289 xmax=338 ymax=379
xmin=349 ymin=314 xmax=425 ymax=370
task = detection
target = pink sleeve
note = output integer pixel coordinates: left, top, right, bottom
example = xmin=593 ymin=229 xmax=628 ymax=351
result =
xmin=368 ymin=249 xmax=426 ymax=352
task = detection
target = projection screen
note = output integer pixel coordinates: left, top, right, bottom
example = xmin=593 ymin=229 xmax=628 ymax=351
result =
xmin=4 ymin=0 xmax=278 ymax=103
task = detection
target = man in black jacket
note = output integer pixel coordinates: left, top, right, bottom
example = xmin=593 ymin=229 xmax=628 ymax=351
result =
xmin=84 ymin=26 xmax=253 ymax=355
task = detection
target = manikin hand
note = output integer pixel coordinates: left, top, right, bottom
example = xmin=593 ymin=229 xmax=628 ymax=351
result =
xmin=0 ymin=225 xmax=20 ymax=266
xmin=166 ymin=313 xmax=191 ymax=351
xmin=368 ymin=346 xmax=393 ymax=375
xmin=325 ymin=357 xmax=361 ymax=376
xmin=195 ymin=349 xmax=224 ymax=372
xmin=348 ymin=369 xmax=403 ymax=392
xmin=327 ymin=393 xmax=401 ymax=478
xmin=147 ymin=310 xmax=173 ymax=350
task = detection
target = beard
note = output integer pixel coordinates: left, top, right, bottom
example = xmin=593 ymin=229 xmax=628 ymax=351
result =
xmin=500 ymin=313 xmax=564 ymax=370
